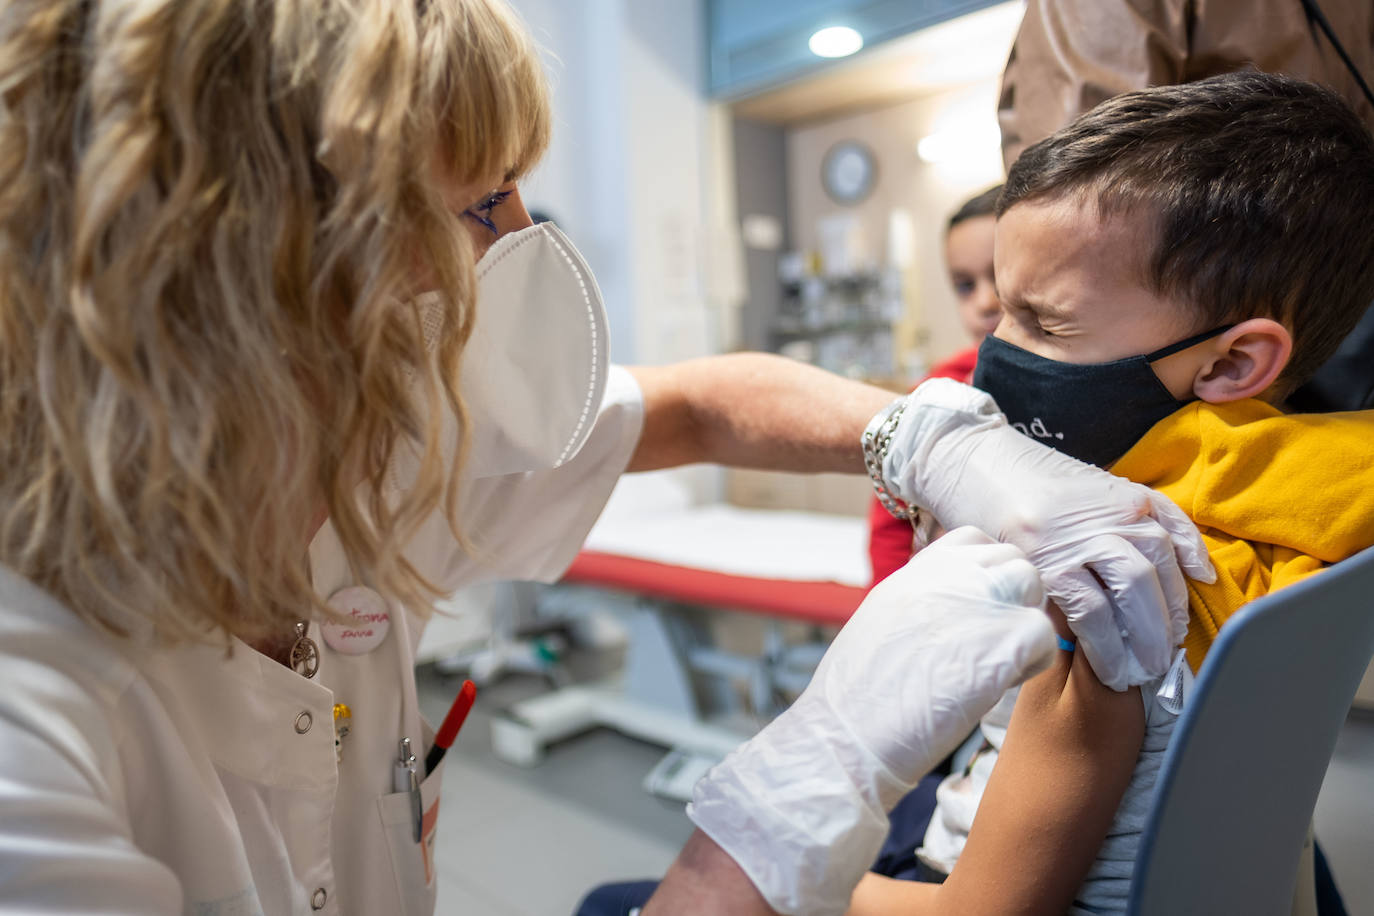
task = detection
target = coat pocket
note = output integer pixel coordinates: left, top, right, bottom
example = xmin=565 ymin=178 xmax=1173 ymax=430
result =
xmin=376 ymin=744 xmax=446 ymax=915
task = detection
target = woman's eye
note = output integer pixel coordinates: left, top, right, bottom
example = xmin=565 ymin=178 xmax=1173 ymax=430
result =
xmin=464 ymin=189 xmax=513 ymax=235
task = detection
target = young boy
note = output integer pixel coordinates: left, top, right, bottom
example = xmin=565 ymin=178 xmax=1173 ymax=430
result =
xmin=848 ymin=71 xmax=1374 ymax=915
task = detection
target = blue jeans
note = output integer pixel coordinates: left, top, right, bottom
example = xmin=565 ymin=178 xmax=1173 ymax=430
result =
xmin=573 ymin=879 xmax=660 ymax=916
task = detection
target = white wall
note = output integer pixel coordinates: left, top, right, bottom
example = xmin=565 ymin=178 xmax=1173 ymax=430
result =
xmin=508 ymin=0 xmax=735 ymax=369
xmin=785 ymin=81 xmax=1006 ymax=373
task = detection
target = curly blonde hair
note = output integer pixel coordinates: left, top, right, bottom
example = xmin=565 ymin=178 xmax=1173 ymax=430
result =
xmin=0 ymin=0 xmax=550 ymax=643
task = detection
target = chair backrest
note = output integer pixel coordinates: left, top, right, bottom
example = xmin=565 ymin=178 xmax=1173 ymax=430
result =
xmin=1128 ymin=544 xmax=1374 ymax=916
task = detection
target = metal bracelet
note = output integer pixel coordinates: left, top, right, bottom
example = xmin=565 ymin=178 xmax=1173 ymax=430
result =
xmin=862 ymin=397 xmax=918 ymax=522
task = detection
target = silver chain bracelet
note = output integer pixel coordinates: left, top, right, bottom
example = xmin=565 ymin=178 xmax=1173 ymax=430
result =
xmin=862 ymin=396 xmax=918 ymax=523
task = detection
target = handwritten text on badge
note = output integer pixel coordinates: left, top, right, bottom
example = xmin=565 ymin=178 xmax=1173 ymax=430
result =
xmin=321 ymin=586 xmax=392 ymax=655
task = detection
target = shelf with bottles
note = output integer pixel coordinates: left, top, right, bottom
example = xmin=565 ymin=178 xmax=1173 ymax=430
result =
xmin=772 ymin=253 xmax=904 ymax=379
xmin=772 ymin=317 xmax=896 ymax=339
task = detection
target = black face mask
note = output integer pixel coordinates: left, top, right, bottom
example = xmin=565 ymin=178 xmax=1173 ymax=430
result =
xmin=971 ymin=326 xmax=1229 ymax=467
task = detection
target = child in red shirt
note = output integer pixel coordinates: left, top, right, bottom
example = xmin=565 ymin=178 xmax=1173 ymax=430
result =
xmin=868 ymin=186 xmax=1002 ymax=584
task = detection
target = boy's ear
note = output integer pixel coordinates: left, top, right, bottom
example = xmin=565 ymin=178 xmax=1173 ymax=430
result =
xmin=1192 ymin=318 xmax=1293 ymax=403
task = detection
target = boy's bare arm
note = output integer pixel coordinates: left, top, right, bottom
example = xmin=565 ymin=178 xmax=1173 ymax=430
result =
xmin=845 ymin=607 xmax=1146 ymax=916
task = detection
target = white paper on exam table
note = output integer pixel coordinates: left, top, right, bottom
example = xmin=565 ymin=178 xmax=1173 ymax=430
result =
xmin=582 ymin=472 xmax=871 ymax=587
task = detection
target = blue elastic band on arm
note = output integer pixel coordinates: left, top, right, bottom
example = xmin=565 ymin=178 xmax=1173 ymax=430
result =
xmin=1056 ymin=635 xmax=1076 ymax=653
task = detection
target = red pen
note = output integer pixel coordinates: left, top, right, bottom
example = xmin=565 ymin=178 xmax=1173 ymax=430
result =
xmin=425 ymin=679 xmax=476 ymax=775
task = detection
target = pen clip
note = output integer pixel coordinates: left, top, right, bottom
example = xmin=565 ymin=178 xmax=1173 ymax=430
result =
xmin=396 ymin=737 xmax=423 ymax=843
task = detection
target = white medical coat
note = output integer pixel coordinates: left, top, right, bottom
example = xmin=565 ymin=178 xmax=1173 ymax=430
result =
xmin=0 ymin=367 xmax=644 ymax=916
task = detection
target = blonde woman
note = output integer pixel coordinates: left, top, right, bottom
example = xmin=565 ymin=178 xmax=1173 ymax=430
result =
xmin=0 ymin=1 xmax=1211 ymax=913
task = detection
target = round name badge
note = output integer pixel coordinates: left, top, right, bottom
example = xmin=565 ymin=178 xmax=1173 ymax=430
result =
xmin=321 ymin=586 xmax=392 ymax=655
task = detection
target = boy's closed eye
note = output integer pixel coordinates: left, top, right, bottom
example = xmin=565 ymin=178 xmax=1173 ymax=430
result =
xmin=999 ymin=295 xmax=1064 ymax=339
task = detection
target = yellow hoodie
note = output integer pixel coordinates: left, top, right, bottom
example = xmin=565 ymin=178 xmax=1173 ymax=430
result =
xmin=1112 ymin=399 xmax=1374 ymax=673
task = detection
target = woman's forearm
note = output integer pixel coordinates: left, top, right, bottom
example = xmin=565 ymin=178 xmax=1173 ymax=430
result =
xmin=643 ymin=830 xmax=778 ymax=916
xmin=626 ymin=353 xmax=897 ymax=473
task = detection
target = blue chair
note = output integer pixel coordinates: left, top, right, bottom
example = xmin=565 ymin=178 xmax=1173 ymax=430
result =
xmin=1129 ymin=544 xmax=1374 ymax=916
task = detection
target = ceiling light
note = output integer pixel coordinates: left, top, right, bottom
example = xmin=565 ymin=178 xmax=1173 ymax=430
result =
xmin=917 ymin=121 xmax=1002 ymax=163
xmin=809 ymin=26 xmax=864 ymax=59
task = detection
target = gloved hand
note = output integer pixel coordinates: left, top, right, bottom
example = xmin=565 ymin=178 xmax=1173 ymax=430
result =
xmin=687 ymin=527 xmax=1055 ymax=916
xmin=880 ymin=378 xmax=1217 ymax=691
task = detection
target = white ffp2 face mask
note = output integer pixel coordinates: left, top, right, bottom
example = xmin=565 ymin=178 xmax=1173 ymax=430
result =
xmin=456 ymin=222 xmax=609 ymax=479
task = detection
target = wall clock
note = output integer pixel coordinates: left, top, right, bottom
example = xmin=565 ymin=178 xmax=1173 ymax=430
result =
xmin=822 ymin=140 xmax=877 ymax=205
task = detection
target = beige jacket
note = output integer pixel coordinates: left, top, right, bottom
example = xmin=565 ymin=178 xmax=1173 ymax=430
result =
xmin=1000 ymin=0 xmax=1374 ymax=169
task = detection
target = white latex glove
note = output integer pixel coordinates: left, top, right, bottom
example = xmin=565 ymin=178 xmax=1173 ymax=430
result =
xmin=687 ymin=527 xmax=1056 ymax=916
xmin=881 ymin=378 xmax=1217 ymax=691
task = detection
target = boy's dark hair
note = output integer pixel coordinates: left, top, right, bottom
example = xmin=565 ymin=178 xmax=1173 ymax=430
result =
xmin=1000 ymin=71 xmax=1374 ymax=392
xmin=947 ymin=184 xmax=1003 ymax=233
